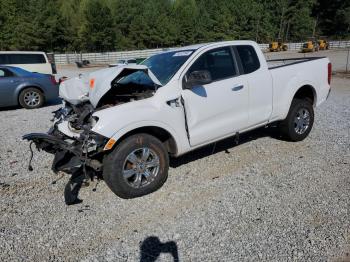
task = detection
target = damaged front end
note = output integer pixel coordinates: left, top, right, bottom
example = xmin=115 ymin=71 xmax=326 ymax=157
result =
xmin=23 ymin=102 xmax=107 ymax=205
xmin=23 ymin=65 xmax=162 ymax=205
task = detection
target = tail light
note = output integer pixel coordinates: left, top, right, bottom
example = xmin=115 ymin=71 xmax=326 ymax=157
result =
xmin=49 ymin=75 xmax=57 ymax=85
xmin=58 ymin=76 xmax=68 ymax=84
xmin=328 ymin=62 xmax=332 ymax=85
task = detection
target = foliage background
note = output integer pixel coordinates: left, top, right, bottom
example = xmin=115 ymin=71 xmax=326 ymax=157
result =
xmin=0 ymin=0 xmax=349 ymax=52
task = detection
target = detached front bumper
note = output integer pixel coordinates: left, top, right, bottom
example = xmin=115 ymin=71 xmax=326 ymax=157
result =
xmin=23 ymin=130 xmax=107 ymax=205
xmin=23 ymin=133 xmax=80 ymax=155
xmin=22 ymin=101 xmax=113 ymax=205
xmin=23 ymin=132 xmax=103 ymax=174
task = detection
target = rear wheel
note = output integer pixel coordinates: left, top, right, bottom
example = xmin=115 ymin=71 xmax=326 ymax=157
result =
xmin=19 ymin=87 xmax=44 ymax=109
xmin=279 ymin=99 xmax=314 ymax=141
xmin=103 ymin=133 xmax=169 ymax=199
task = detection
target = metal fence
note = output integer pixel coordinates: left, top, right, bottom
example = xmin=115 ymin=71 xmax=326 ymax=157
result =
xmin=54 ymin=40 xmax=350 ymax=65
xmin=54 ymin=48 xmax=165 ymax=65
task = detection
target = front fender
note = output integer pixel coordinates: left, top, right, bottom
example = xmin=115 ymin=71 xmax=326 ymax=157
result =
xmin=91 ymin=99 xmax=187 ymax=155
xmin=109 ymin=120 xmax=181 ymax=150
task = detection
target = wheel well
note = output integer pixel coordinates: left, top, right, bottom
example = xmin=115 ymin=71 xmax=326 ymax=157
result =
xmin=117 ymin=126 xmax=178 ymax=155
xmin=293 ymin=85 xmax=316 ymax=106
xmin=18 ymin=86 xmax=45 ymax=102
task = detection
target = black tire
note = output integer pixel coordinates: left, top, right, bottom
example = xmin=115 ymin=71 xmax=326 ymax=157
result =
xmin=280 ymin=98 xmax=314 ymax=141
xmin=19 ymin=87 xmax=44 ymax=109
xmin=103 ymin=133 xmax=169 ymax=199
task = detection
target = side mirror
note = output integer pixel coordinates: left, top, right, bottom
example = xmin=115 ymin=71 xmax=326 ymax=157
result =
xmin=184 ymin=70 xmax=212 ymax=89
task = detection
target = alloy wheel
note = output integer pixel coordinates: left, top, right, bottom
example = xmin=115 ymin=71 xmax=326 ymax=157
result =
xmin=122 ymin=147 xmax=160 ymax=188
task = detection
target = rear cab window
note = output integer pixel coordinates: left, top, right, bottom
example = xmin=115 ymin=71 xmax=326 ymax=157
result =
xmin=235 ymin=45 xmax=260 ymax=74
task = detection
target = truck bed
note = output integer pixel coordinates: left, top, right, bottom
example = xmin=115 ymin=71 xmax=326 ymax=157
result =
xmin=267 ymin=57 xmax=326 ymax=70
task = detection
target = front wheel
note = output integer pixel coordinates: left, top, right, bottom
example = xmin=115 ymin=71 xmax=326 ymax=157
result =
xmin=103 ymin=133 xmax=169 ymax=199
xmin=279 ymin=99 xmax=314 ymax=141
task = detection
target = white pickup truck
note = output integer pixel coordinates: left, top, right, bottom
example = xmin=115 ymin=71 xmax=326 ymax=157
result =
xmin=24 ymin=41 xmax=331 ymax=204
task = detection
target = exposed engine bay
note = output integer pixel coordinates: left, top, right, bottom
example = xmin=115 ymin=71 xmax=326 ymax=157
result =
xmin=23 ymin=65 xmax=161 ymax=205
xmin=97 ymin=71 xmax=156 ymax=107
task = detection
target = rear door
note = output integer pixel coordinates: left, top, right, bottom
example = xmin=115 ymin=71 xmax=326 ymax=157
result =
xmin=181 ymin=46 xmax=249 ymax=147
xmin=235 ymin=45 xmax=273 ymax=126
xmin=0 ymin=68 xmax=20 ymax=106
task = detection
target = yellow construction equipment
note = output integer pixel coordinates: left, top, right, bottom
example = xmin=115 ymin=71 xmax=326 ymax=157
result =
xmin=301 ymin=37 xmax=319 ymax=52
xmin=269 ymin=38 xmax=288 ymax=52
xmin=317 ymin=38 xmax=329 ymax=50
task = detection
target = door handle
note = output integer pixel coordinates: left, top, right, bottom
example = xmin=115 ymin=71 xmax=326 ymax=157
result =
xmin=232 ymin=85 xmax=244 ymax=91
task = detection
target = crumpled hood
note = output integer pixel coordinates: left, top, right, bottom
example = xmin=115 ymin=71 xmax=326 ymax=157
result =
xmin=59 ymin=65 xmax=161 ymax=108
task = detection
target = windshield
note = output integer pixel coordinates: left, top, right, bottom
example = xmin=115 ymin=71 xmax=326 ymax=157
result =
xmin=141 ymin=50 xmax=194 ymax=85
xmin=118 ymin=70 xmax=154 ymax=88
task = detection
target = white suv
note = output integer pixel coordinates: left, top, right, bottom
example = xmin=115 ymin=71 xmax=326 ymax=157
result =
xmin=0 ymin=51 xmax=56 ymax=75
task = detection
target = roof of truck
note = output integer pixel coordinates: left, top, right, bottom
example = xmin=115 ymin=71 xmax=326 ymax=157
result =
xmin=162 ymin=40 xmax=256 ymax=53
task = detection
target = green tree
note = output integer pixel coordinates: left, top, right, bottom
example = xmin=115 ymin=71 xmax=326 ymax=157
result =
xmin=0 ymin=0 xmax=349 ymax=52
xmin=59 ymin=0 xmax=82 ymax=51
xmin=78 ymin=0 xmax=115 ymax=51
xmin=314 ymin=0 xmax=350 ymax=38
xmin=0 ymin=0 xmax=17 ymax=50
xmin=172 ymin=0 xmax=199 ymax=45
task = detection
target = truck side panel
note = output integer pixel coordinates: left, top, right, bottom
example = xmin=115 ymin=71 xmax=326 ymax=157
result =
xmin=269 ymin=58 xmax=330 ymax=122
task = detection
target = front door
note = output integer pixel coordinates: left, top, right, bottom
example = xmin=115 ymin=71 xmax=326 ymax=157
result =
xmin=181 ymin=47 xmax=249 ymax=147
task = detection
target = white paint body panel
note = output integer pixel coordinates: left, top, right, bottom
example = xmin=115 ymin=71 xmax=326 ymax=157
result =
xmin=59 ymin=75 xmax=90 ymax=105
xmin=58 ymin=41 xmax=330 ymax=156
xmin=0 ymin=51 xmax=53 ymax=75
xmin=59 ymin=65 xmax=161 ymax=107
xmin=181 ymin=75 xmax=250 ymax=147
xmin=91 ymin=79 xmax=190 ymax=154
xmin=268 ymin=58 xmax=330 ymax=121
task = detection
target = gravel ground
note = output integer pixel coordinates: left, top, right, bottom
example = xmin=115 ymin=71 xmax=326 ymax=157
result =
xmin=0 ymin=75 xmax=349 ymax=260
